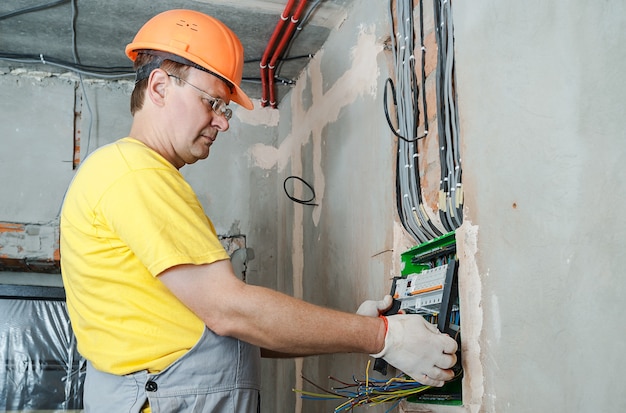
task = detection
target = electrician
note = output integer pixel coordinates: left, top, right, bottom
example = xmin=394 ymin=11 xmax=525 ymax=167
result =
xmin=60 ymin=9 xmax=458 ymax=413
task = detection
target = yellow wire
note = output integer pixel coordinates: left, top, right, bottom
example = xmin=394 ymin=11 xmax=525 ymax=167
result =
xmin=365 ymin=359 xmax=371 ymax=394
xmin=293 ymin=360 xmax=447 ymax=411
xmin=334 ymin=399 xmax=353 ymax=411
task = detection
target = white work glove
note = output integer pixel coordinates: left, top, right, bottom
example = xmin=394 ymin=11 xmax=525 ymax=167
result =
xmin=356 ymin=295 xmax=393 ymax=317
xmin=372 ymin=314 xmax=458 ymax=387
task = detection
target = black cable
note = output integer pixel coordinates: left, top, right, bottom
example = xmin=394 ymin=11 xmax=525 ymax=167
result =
xmin=283 ymin=176 xmax=318 ymax=206
xmin=418 ymin=0 xmax=429 ymax=136
xmin=413 ymin=0 xmax=441 ymax=239
xmin=407 ymin=0 xmax=421 ymax=141
xmin=384 ymin=78 xmax=426 ymax=143
xmin=395 ymin=153 xmax=417 ymax=241
xmin=383 ymin=77 xmax=403 ymax=139
xmin=70 ymin=0 xmax=79 ymax=63
xmin=241 ymin=77 xmax=262 ymax=84
xmin=0 ymin=52 xmax=132 ymax=73
xmin=0 ymin=0 xmax=70 ymax=21
xmin=433 ymin=0 xmax=454 ymax=232
xmin=0 ymin=52 xmax=133 ymax=78
xmin=244 ymin=54 xmax=314 ymax=65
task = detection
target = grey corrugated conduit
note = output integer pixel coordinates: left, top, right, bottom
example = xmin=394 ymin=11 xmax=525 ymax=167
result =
xmin=386 ymin=0 xmax=463 ymax=243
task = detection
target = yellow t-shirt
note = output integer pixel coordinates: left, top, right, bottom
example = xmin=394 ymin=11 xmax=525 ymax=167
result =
xmin=60 ymin=137 xmax=230 ymax=375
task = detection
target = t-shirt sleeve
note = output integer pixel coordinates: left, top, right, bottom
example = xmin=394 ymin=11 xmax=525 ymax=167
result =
xmin=98 ymin=168 xmax=230 ymax=276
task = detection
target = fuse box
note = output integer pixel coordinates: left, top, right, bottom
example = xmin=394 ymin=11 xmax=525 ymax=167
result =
xmin=380 ymin=231 xmax=462 ymax=405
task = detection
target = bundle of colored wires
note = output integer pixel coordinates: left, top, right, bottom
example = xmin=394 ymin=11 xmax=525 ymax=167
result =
xmin=294 ymin=361 xmax=432 ymax=413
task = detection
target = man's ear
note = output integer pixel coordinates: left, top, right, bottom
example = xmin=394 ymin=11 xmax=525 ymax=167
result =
xmin=147 ymin=69 xmax=168 ymax=106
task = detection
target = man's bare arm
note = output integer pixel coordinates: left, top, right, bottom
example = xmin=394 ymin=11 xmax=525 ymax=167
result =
xmin=158 ymin=260 xmax=386 ymax=357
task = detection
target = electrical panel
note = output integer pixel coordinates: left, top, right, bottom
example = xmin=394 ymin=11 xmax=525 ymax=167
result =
xmin=379 ymin=231 xmax=462 ymax=406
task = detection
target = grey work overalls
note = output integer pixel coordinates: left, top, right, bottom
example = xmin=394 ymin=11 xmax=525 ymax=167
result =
xmin=83 ymin=327 xmax=261 ymax=412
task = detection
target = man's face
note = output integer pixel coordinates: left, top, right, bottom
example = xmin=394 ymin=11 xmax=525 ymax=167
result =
xmin=165 ymin=68 xmax=232 ymax=167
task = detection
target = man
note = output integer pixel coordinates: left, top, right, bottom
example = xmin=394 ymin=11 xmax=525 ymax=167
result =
xmin=60 ymin=9 xmax=458 ymax=413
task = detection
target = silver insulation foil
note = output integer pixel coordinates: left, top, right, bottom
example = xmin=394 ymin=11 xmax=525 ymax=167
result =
xmin=0 ymin=298 xmax=84 ymax=410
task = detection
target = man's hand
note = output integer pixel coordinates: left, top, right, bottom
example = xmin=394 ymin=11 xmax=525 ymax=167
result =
xmin=372 ymin=314 xmax=457 ymax=387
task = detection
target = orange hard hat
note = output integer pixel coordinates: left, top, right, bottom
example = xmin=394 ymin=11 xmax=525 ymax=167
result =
xmin=126 ymin=9 xmax=253 ymax=110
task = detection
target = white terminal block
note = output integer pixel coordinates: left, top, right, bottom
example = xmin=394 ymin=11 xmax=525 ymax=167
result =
xmin=394 ymin=264 xmax=448 ymax=315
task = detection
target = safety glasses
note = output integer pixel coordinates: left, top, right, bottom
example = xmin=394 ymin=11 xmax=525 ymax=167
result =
xmin=167 ymin=74 xmax=233 ymax=121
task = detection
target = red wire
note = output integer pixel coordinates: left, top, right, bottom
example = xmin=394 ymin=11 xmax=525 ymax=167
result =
xmin=268 ymin=0 xmax=308 ymax=108
xmin=260 ymin=0 xmax=297 ymax=107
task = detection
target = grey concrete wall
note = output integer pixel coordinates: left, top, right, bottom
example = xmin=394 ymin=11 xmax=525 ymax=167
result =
xmin=0 ymin=71 xmax=76 ymax=222
xmin=264 ymin=0 xmax=626 ymax=412
xmin=0 ymin=71 xmax=135 ymax=287
xmin=0 ymin=71 xmax=134 ymax=223
xmin=454 ymin=1 xmax=626 ymax=412
xmin=260 ymin=1 xmax=410 ymax=412
xmin=0 ymin=69 xmax=279 ymax=282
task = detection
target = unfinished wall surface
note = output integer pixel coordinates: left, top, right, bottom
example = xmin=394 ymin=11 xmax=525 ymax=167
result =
xmin=4 ymin=1 xmax=624 ymax=412
xmin=454 ymin=0 xmax=626 ymax=412
xmin=0 ymin=68 xmax=279 ymax=279
xmin=0 ymin=71 xmax=134 ymax=285
xmin=264 ymin=0 xmax=626 ymax=412
xmin=0 ymin=71 xmax=135 ymax=202
xmin=253 ymin=1 xmax=413 ymax=411
xmin=0 ymin=73 xmax=74 ymax=222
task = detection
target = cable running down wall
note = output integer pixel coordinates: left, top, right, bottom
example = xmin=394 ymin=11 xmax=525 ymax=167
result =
xmin=387 ymin=0 xmax=462 ymax=243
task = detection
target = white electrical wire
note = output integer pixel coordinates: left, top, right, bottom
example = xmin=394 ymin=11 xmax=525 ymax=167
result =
xmin=391 ymin=0 xmax=431 ymax=243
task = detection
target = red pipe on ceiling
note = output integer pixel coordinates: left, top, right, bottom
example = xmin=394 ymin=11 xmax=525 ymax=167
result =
xmin=267 ymin=0 xmax=308 ymax=108
xmin=260 ymin=0 xmax=297 ymax=107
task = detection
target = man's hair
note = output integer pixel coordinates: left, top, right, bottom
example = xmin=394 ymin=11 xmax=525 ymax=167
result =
xmin=130 ymin=53 xmax=190 ymax=115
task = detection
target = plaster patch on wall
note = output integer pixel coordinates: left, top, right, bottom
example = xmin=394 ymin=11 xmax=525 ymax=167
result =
xmin=291 ymin=159 xmax=305 ymax=302
xmin=455 ymin=221 xmax=484 ymax=413
xmin=248 ymin=24 xmax=383 ymax=224
xmin=8 ymin=68 xmax=54 ymax=81
xmin=490 ymin=293 xmax=501 ymax=344
xmin=237 ymin=102 xmax=280 ymax=126
xmin=248 ymin=140 xmax=294 ymax=171
xmin=263 ymin=25 xmax=383 ymax=413
xmin=289 ymin=147 xmax=306 ymax=413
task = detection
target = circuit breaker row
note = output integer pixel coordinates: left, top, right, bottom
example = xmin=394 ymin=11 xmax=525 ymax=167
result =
xmin=393 ymin=264 xmax=448 ymax=315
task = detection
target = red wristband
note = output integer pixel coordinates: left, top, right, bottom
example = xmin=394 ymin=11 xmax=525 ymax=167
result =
xmin=379 ymin=315 xmax=389 ymax=333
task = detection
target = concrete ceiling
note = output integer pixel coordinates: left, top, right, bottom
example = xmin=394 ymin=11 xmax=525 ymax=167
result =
xmin=0 ymin=0 xmax=352 ymax=106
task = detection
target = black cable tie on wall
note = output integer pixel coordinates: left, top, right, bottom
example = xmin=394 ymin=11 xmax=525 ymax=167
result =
xmin=283 ymin=176 xmax=318 ymax=206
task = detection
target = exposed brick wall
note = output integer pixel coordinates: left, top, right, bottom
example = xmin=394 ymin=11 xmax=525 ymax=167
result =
xmin=0 ymin=221 xmax=60 ymax=273
xmin=0 ymin=220 xmax=247 ymax=275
